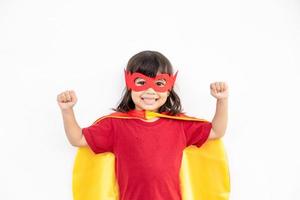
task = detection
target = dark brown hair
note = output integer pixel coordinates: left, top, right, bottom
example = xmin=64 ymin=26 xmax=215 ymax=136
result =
xmin=113 ymin=50 xmax=183 ymax=115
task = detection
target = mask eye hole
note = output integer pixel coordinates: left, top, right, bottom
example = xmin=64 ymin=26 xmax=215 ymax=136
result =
xmin=134 ymin=78 xmax=146 ymax=86
xmin=155 ymin=79 xmax=167 ymax=87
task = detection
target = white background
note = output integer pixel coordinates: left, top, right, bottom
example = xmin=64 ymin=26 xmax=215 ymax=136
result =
xmin=1 ymin=0 xmax=300 ymax=199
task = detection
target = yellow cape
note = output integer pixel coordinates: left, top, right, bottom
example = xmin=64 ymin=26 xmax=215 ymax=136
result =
xmin=73 ymin=111 xmax=230 ymax=200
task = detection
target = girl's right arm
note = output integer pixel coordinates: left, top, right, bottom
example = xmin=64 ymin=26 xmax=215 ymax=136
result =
xmin=57 ymin=90 xmax=87 ymax=147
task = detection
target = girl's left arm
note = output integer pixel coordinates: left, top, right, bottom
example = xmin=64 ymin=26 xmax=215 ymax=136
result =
xmin=208 ymin=82 xmax=229 ymax=139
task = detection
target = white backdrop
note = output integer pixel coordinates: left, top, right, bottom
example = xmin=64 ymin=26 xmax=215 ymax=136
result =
xmin=1 ymin=0 xmax=300 ymax=199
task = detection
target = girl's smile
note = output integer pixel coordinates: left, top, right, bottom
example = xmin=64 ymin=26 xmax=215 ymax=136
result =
xmin=141 ymin=96 xmax=159 ymax=105
xmin=131 ymin=87 xmax=169 ymax=112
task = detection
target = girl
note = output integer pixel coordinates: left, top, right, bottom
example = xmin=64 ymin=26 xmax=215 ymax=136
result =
xmin=57 ymin=50 xmax=229 ymax=200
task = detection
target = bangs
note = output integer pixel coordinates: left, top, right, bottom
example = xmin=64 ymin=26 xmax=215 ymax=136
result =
xmin=126 ymin=51 xmax=173 ymax=78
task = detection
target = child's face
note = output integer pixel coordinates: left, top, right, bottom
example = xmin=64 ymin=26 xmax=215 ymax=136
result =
xmin=131 ymin=75 xmax=169 ymax=112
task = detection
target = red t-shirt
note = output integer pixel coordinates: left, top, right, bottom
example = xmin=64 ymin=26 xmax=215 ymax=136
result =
xmin=82 ymin=116 xmax=212 ymax=200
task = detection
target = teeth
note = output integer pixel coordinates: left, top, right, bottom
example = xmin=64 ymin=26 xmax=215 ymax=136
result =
xmin=141 ymin=97 xmax=157 ymax=105
xmin=142 ymin=97 xmax=158 ymax=101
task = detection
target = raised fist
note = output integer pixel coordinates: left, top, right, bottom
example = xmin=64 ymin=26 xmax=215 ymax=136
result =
xmin=57 ymin=90 xmax=78 ymax=110
xmin=210 ymin=82 xmax=229 ymax=100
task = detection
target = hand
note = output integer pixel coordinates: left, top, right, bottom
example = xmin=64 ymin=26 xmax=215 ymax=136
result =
xmin=57 ymin=90 xmax=78 ymax=110
xmin=210 ymin=82 xmax=229 ymax=100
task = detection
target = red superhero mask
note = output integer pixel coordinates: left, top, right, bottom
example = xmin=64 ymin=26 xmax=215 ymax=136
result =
xmin=124 ymin=69 xmax=178 ymax=92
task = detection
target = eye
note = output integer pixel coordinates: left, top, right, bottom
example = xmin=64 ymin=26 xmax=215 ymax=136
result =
xmin=135 ymin=78 xmax=146 ymax=86
xmin=155 ymin=79 xmax=166 ymax=87
xmin=137 ymin=81 xmax=146 ymax=85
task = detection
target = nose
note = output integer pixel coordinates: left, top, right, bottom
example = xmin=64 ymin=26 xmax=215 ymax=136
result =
xmin=145 ymin=87 xmax=156 ymax=94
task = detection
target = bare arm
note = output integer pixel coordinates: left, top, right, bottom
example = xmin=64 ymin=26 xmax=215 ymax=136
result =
xmin=61 ymin=108 xmax=87 ymax=147
xmin=208 ymin=82 xmax=229 ymax=139
xmin=209 ymin=98 xmax=228 ymax=139
xmin=57 ymin=90 xmax=87 ymax=147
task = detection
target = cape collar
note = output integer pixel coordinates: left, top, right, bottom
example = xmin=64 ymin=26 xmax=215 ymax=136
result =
xmin=127 ymin=109 xmax=168 ymax=120
xmin=124 ymin=109 xmax=207 ymax=122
